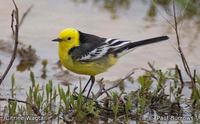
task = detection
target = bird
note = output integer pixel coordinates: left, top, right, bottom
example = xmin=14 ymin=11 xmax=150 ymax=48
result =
xmin=52 ymin=28 xmax=169 ymax=98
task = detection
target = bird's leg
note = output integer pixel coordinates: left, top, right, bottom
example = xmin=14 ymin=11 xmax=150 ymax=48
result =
xmin=82 ymin=76 xmax=92 ymax=93
xmin=86 ymin=76 xmax=95 ymax=99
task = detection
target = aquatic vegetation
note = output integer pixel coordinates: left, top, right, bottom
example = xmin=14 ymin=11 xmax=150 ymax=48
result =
xmin=0 ymin=66 xmax=200 ymax=123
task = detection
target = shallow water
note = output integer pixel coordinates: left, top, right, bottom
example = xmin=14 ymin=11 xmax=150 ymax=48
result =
xmin=0 ymin=0 xmax=199 ymax=95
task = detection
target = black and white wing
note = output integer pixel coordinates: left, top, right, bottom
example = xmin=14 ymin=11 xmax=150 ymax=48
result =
xmin=69 ymin=32 xmax=130 ymax=62
xmin=70 ymin=39 xmax=130 ymax=62
xmin=69 ymin=44 xmax=107 ymax=61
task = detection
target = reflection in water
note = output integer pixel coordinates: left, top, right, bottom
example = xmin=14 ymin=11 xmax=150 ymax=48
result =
xmin=0 ymin=40 xmax=13 ymax=53
xmin=41 ymin=59 xmax=48 ymax=79
xmin=72 ymin=0 xmax=200 ymax=19
xmin=175 ymin=0 xmax=200 ymax=18
xmin=73 ymin=0 xmax=131 ymax=19
xmin=94 ymin=0 xmax=131 ymax=19
xmin=0 ymin=40 xmax=38 ymax=72
xmin=17 ymin=60 xmax=33 ymax=72
xmin=17 ymin=45 xmax=38 ymax=72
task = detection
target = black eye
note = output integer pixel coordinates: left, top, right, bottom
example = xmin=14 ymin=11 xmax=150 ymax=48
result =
xmin=67 ymin=37 xmax=71 ymax=40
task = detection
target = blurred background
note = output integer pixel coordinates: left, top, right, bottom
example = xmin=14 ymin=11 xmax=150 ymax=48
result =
xmin=0 ymin=0 xmax=200 ymax=95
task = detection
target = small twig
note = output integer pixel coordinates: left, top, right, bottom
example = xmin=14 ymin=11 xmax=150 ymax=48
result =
xmin=140 ymin=68 xmax=158 ymax=80
xmin=0 ymin=0 xmax=19 ymax=85
xmin=93 ymin=78 xmax=107 ymax=99
xmin=148 ymin=62 xmax=156 ymax=72
xmin=96 ymin=71 xmax=135 ymax=98
xmin=175 ymin=65 xmax=184 ymax=94
xmin=19 ymin=5 xmax=33 ymax=27
xmin=98 ymin=79 xmax=110 ymax=97
xmin=193 ymin=70 xmax=196 ymax=84
xmin=0 ymin=97 xmax=28 ymax=104
xmin=0 ymin=97 xmax=41 ymax=116
xmin=105 ymin=71 xmax=135 ymax=92
xmin=102 ymin=87 xmax=110 ymax=97
xmin=151 ymin=0 xmax=175 ymax=29
xmin=11 ymin=10 xmax=15 ymax=35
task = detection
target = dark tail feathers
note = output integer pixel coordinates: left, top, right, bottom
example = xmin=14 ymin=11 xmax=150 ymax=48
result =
xmin=114 ymin=36 xmax=169 ymax=56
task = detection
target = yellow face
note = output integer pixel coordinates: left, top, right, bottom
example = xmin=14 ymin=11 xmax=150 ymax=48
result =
xmin=53 ymin=28 xmax=80 ymax=50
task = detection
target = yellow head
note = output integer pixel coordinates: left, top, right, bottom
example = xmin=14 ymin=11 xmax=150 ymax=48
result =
xmin=52 ymin=28 xmax=80 ymax=50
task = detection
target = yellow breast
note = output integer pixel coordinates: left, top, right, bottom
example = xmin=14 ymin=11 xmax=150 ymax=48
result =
xmin=58 ymin=46 xmax=117 ymax=76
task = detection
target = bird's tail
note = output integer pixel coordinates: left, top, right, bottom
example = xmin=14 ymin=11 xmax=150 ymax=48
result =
xmin=114 ymin=36 xmax=169 ymax=57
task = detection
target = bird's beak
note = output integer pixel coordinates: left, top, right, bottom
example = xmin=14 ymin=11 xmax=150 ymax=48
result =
xmin=52 ymin=38 xmax=62 ymax=42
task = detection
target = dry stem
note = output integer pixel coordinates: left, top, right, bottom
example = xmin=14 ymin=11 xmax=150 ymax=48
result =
xmin=172 ymin=0 xmax=199 ymax=97
xmin=0 ymin=0 xmax=19 ymax=85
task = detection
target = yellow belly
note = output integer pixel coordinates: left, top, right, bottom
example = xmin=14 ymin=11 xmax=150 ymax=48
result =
xmin=59 ymin=53 xmax=117 ymax=76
